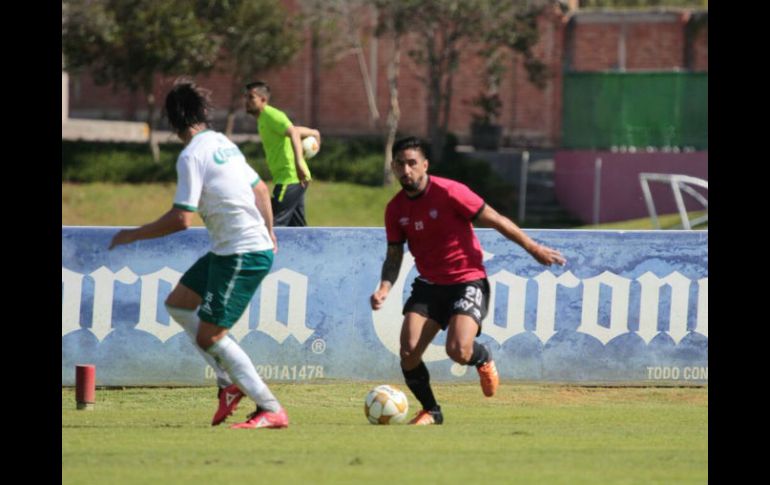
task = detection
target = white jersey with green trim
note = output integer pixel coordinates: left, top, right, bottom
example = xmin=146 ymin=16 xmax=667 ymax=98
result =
xmin=173 ymin=130 xmax=273 ymax=255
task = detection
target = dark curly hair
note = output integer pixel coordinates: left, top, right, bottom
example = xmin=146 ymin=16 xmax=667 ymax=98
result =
xmin=164 ymin=80 xmax=212 ymax=133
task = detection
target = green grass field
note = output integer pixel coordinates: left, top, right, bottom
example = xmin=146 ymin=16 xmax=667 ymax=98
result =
xmin=581 ymin=211 xmax=707 ymax=230
xmin=62 ymin=383 xmax=707 ymax=484
xmin=62 ymin=181 xmax=400 ymax=227
xmin=62 ymin=182 xmax=705 ymax=230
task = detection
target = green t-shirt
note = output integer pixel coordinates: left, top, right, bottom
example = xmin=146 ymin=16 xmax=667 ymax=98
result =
xmin=257 ymin=105 xmax=311 ymax=185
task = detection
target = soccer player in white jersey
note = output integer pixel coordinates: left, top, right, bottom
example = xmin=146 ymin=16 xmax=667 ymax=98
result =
xmin=109 ymin=81 xmax=288 ymax=429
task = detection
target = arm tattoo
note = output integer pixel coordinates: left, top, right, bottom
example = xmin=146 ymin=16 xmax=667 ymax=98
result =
xmin=381 ymin=244 xmax=404 ymax=285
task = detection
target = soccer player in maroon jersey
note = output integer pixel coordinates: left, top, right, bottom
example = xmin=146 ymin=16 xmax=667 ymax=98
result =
xmin=370 ymin=136 xmax=566 ymax=425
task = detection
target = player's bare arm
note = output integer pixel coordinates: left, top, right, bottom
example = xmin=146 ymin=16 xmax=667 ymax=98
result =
xmin=109 ymin=208 xmax=195 ymax=250
xmin=370 ymin=243 xmax=404 ymax=310
xmin=475 ymin=204 xmax=566 ymax=266
xmin=295 ymin=126 xmax=322 ymax=145
xmin=285 ymin=125 xmax=310 ymax=186
xmin=253 ymin=179 xmax=277 ymax=253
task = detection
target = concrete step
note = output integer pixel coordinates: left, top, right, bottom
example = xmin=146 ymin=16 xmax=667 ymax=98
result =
xmin=455 ymin=147 xmax=584 ymax=227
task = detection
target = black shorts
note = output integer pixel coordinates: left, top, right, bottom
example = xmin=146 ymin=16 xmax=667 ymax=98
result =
xmin=403 ymin=278 xmax=490 ymax=335
xmin=272 ymin=183 xmax=307 ymax=227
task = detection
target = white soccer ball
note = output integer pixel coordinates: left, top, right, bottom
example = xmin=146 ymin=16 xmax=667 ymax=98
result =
xmin=302 ymin=136 xmax=320 ymax=159
xmin=364 ymin=384 xmax=409 ymax=425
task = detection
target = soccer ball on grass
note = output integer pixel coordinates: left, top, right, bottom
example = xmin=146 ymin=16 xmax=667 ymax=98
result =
xmin=364 ymin=384 xmax=409 ymax=425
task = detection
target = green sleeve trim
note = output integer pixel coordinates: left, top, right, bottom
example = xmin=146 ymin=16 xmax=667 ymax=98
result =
xmin=251 ymin=177 xmax=260 ymax=187
xmin=173 ymin=203 xmax=198 ymax=212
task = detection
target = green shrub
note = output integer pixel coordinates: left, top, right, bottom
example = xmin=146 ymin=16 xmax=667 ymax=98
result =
xmin=62 ymin=141 xmax=180 ymax=183
xmin=305 ymin=137 xmax=385 ymax=186
xmin=432 ymin=156 xmax=516 ymax=216
xmin=62 ymin=137 xmax=387 ymax=186
xmin=61 ymin=136 xmax=514 ymax=214
xmin=229 ymin=142 xmax=271 ymax=180
xmin=431 ymin=134 xmax=517 ymax=217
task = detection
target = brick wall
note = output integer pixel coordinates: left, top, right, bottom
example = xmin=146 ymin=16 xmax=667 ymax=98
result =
xmin=571 ymin=23 xmax=623 ymax=70
xmin=509 ymin=5 xmax=566 ymax=146
xmin=66 ymin=4 xmax=707 ymax=148
xmin=569 ymin=10 xmax=695 ymax=71
xmin=691 ymin=24 xmax=708 ymax=71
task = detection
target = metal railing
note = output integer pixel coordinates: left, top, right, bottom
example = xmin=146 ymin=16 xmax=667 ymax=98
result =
xmin=639 ymin=173 xmax=708 ymax=230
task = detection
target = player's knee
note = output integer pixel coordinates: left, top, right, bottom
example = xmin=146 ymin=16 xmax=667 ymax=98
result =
xmin=400 ymin=346 xmax=421 ymax=369
xmin=165 ymin=295 xmax=191 ymax=314
xmin=445 ymin=341 xmax=472 ymax=364
xmin=165 ymin=303 xmax=196 ymax=329
xmin=164 ymin=288 xmax=185 ymax=308
xmin=196 ymin=333 xmax=214 ymax=350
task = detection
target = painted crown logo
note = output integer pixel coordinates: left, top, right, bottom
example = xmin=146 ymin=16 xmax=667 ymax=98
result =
xmin=213 ymin=146 xmax=242 ymax=165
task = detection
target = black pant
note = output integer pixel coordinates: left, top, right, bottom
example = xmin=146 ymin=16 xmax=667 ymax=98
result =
xmin=272 ymin=183 xmax=307 ymax=227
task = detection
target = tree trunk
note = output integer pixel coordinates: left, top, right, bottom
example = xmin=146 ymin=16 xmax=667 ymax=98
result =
xmin=225 ymin=110 xmax=236 ymax=139
xmin=425 ymin=34 xmax=442 ymax=163
xmin=435 ymin=58 xmax=455 ymax=164
xmin=427 ymin=76 xmax=446 ymax=162
xmin=355 ymin=44 xmax=380 ymax=125
xmin=146 ymin=91 xmax=160 ymax=162
xmin=383 ymin=36 xmax=401 ymax=187
xmin=434 ymin=31 xmax=461 ymax=165
xmin=311 ymin=27 xmax=321 ymax=128
xmin=427 ymin=90 xmax=441 ymax=162
xmin=341 ymin=0 xmax=379 ymax=127
xmin=226 ymin=76 xmax=240 ymax=139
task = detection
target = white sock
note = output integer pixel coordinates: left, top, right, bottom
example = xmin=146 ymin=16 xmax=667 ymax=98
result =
xmin=165 ymin=304 xmax=232 ymax=389
xmin=205 ymin=337 xmax=281 ymax=413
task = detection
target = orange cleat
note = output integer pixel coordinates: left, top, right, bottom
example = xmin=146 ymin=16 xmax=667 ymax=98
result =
xmin=408 ymin=407 xmax=443 ymax=425
xmin=477 ymin=360 xmax=499 ymax=397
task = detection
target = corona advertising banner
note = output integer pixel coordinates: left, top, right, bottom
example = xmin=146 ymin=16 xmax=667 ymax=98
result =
xmin=62 ymin=227 xmax=707 ymax=386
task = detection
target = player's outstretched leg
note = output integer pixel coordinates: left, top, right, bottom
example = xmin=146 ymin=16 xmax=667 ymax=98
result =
xmin=212 ymin=383 xmax=244 ymax=426
xmin=408 ymin=405 xmax=444 ymax=425
xmin=166 ymin=304 xmax=245 ymax=424
xmin=166 ymin=304 xmax=233 ymax=387
xmin=470 ymin=342 xmax=499 ymax=397
xmin=203 ymin=334 xmax=288 ymax=429
xmin=230 ymin=406 xmax=289 ymax=429
xmin=402 ymin=362 xmax=443 ymax=425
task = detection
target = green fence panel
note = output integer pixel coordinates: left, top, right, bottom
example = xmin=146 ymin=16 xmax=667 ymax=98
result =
xmin=562 ymin=72 xmax=708 ymax=149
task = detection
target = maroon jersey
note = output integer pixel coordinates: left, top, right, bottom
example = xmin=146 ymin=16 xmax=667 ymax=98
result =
xmin=385 ymin=175 xmax=487 ymax=284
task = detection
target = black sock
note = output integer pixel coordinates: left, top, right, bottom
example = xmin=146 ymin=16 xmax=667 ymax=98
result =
xmin=467 ymin=341 xmax=490 ymax=367
xmin=402 ymin=361 xmax=438 ymax=411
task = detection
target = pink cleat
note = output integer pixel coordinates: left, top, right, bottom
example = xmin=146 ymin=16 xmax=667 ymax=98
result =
xmin=212 ymin=384 xmax=244 ymax=426
xmin=230 ymin=407 xmax=289 ymax=429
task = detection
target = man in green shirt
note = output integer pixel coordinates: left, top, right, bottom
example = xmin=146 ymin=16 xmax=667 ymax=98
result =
xmin=244 ymin=81 xmax=322 ymax=226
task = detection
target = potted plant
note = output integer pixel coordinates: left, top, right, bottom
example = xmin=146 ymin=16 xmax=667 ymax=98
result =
xmin=470 ymin=51 xmax=505 ymax=150
xmin=470 ymin=92 xmax=503 ymax=150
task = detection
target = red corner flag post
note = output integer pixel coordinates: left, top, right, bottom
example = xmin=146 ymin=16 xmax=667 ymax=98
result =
xmin=75 ymin=364 xmax=96 ymax=410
